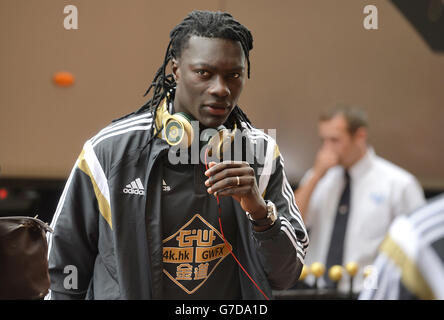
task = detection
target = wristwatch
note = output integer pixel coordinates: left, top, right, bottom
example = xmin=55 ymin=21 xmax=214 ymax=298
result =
xmin=247 ymin=200 xmax=278 ymax=227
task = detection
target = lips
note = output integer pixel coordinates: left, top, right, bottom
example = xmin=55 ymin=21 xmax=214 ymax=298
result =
xmin=202 ymin=103 xmax=231 ymax=116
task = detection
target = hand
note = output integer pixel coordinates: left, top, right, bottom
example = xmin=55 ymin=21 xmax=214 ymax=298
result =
xmin=204 ymin=161 xmax=267 ymax=220
xmin=313 ymin=146 xmax=339 ymax=178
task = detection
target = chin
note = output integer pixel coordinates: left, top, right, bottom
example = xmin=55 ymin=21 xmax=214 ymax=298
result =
xmin=199 ymin=116 xmax=229 ymax=129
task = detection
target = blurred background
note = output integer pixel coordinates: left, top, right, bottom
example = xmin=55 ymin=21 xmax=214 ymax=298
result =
xmin=1 ymin=0 xmax=443 ymax=224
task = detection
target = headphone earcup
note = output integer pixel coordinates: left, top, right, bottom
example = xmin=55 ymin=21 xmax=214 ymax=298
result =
xmin=163 ymin=112 xmax=194 ymax=148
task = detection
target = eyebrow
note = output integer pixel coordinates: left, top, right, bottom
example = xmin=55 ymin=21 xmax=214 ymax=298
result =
xmin=190 ymin=62 xmax=245 ymax=72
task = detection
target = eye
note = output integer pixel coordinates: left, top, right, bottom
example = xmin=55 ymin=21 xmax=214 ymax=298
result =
xmin=196 ymin=70 xmax=210 ymax=77
xmin=230 ymin=73 xmax=241 ymax=79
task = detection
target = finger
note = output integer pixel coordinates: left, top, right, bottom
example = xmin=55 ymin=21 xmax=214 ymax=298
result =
xmin=205 ymin=167 xmax=253 ymax=187
xmin=214 ymin=185 xmax=250 ymax=198
xmin=208 ymin=175 xmax=255 ymax=195
xmin=204 ymin=160 xmax=248 ymax=177
xmin=208 ymin=161 xmax=218 ymax=169
xmin=207 ymin=175 xmax=240 ymax=193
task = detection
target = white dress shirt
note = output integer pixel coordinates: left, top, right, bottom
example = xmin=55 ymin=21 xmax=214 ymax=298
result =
xmin=301 ymin=147 xmax=426 ymax=292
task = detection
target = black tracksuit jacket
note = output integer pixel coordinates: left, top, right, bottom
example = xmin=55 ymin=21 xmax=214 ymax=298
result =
xmin=47 ymin=105 xmax=309 ymax=299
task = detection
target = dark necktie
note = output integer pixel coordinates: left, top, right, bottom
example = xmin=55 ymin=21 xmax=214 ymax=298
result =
xmin=325 ymin=170 xmax=351 ymax=286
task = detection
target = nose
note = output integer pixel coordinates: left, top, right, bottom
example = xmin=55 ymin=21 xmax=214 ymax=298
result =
xmin=208 ymin=75 xmax=230 ymax=98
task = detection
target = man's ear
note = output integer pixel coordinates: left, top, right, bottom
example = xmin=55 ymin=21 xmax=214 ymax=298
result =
xmin=172 ymin=58 xmax=179 ymax=82
xmin=354 ymin=127 xmax=368 ymax=144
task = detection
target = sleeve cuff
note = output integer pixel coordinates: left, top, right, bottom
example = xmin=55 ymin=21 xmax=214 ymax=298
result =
xmin=251 ymin=216 xmax=281 ymax=241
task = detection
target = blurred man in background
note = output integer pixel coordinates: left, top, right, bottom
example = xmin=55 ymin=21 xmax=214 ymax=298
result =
xmin=294 ymin=105 xmax=425 ymax=293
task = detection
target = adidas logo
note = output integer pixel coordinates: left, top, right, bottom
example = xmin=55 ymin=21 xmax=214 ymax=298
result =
xmin=162 ymin=179 xmax=171 ymax=192
xmin=123 ymin=178 xmax=145 ymax=195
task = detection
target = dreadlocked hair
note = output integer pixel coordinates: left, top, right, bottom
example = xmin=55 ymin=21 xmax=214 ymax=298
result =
xmin=133 ymin=10 xmax=254 ymax=134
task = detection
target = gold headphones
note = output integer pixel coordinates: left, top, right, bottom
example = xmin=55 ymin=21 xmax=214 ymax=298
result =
xmin=155 ymin=100 xmax=237 ymax=159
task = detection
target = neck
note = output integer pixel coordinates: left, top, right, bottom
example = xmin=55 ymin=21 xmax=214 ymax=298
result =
xmin=344 ymin=145 xmax=368 ymax=170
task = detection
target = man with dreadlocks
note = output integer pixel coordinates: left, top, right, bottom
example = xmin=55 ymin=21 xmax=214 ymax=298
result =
xmin=47 ymin=10 xmax=308 ymax=300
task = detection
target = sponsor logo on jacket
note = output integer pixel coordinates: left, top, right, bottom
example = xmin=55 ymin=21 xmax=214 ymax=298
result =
xmin=122 ymin=178 xmax=145 ymax=195
xmin=162 ymin=214 xmax=232 ymax=294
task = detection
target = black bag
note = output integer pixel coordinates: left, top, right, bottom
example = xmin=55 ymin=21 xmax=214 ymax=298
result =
xmin=0 ymin=216 xmax=53 ymax=299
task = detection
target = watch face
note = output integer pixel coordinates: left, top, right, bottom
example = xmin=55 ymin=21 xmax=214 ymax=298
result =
xmin=247 ymin=201 xmax=277 ymax=226
xmin=267 ymin=201 xmax=277 ymax=223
